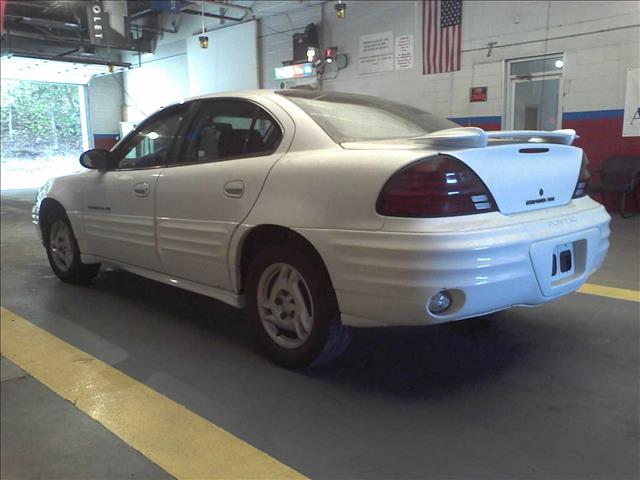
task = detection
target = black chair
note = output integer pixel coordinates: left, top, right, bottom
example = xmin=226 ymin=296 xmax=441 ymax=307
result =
xmin=589 ymin=155 xmax=640 ymax=218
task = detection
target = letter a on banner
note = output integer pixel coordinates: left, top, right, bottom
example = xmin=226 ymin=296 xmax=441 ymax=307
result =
xmin=623 ymin=67 xmax=640 ymax=137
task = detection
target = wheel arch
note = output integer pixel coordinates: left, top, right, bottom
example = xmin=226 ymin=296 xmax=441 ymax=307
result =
xmin=233 ymin=224 xmax=336 ymax=297
xmin=38 ymin=198 xmax=67 ymax=239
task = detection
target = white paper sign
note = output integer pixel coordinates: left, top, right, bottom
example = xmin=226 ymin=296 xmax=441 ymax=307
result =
xmin=358 ymin=31 xmax=394 ymax=75
xmin=395 ymin=35 xmax=414 ymax=70
xmin=623 ymin=67 xmax=640 ymax=137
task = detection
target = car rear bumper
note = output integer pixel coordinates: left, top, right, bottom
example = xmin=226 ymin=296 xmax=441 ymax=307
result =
xmin=297 ymin=198 xmax=610 ymax=327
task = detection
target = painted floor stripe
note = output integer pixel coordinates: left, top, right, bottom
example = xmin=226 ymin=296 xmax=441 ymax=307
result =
xmin=0 ymin=307 xmax=306 ymax=480
xmin=577 ymin=283 xmax=640 ymax=303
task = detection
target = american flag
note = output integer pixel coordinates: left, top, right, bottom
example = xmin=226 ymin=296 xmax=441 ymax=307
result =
xmin=423 ymin=0 xmax=462 ymax=74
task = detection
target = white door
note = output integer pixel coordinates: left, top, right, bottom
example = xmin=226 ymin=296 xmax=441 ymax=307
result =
xmin=82 ymin=104 xmax=188 ymax=271
xmin=155 ymin=98 xmax=290 ymax=290
xmin=505 ymin=55 xmax=564 ymax=130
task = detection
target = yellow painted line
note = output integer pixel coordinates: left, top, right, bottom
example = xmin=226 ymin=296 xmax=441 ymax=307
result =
xmin=577 ymin=283 xmax=640 ymax=303
xmin=0 ymin=307 xmax=306 ymax=480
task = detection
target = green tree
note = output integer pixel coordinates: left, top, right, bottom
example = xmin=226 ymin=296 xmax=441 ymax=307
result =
xmin=1 ymin=80 xmax=82 ymax=157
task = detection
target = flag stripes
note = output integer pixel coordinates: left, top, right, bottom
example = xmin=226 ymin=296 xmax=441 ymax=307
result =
xmin=423 ymin=0 xmax=462 ymax=74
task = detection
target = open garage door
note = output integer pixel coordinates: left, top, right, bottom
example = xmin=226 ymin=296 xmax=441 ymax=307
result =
xmin=0 ymin=57 xmax=121 ymax=190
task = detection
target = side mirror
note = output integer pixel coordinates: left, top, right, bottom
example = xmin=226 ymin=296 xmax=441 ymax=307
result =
xmin=79 ymin=149 xmax=110 ymax=170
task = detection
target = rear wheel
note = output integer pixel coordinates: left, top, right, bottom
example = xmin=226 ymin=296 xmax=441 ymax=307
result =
xmin=44 ymin=213 xmax=100 ymax=284
xmin=246 ymin=245 xmax=351 ymax=368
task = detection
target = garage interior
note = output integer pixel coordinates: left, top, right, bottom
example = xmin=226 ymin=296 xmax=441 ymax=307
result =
xmin=1 ymin=1 xmax=639 ymax=479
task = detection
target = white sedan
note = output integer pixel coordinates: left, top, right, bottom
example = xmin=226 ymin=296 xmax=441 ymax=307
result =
xmin=33 ymin=90 xmax=610 ymax=368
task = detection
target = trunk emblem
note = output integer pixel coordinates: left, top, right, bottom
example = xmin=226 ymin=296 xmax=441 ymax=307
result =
xmin=539 ymin=188 xmax=544 ymax=196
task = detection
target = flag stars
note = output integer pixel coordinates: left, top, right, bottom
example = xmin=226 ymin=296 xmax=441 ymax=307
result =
xmin=441 ymin=0 xmax=462 ymax=28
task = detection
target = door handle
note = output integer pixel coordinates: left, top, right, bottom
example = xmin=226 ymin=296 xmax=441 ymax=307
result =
xmin=224 ymin=180 xmax=244 ymax=198
xmin=134 ymin=182 xmax=150 ymax=197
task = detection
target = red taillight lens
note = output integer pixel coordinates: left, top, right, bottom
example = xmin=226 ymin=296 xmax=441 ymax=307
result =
xmin=572 ymin=152 xmax=590 ymax=198
xmin=376 ymin=155 xmax=497 ymax=217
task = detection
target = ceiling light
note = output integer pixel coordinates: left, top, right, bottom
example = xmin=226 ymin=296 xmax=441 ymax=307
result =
xmin=199 ymin=0 xmax=208 ymax=49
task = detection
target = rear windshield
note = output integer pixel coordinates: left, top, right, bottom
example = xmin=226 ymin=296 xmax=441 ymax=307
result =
xmin=276 ymin=90 xmax=458 ymax=143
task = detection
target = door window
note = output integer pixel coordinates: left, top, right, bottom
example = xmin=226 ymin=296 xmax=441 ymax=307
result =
xmin=179 ymin=100 xmax=282 ymax=164
xmin=115 ymin=105 xmax=187 ymax=169
xmin=506 ymin=55 xmax=563 ymax=131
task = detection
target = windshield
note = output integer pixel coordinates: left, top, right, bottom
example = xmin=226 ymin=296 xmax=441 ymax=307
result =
xmin=276 ymin=90 xmax=458 ymax=143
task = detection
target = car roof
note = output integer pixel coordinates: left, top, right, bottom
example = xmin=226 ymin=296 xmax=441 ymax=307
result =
xmin=161 ymin=89 xmax=352 ymax=110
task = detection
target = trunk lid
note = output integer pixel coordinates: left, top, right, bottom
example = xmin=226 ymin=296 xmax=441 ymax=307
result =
xmin=449 ymin=143 xmax=582 ymax=215
xmin=341 ymin=129 xmax=583 ymax=216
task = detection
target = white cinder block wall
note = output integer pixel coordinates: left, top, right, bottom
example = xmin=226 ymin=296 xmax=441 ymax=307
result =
xmin=259 ymin=0 xmax=639 ymax=123
xmin=87 ymin=0 xmax=639 ymax=164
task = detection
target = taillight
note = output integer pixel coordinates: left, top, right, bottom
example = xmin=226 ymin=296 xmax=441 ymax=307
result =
xmin=572 ymin=152 xmax=591 ymax=198
xmin=376 ymin=155 xmax=497 ymax=217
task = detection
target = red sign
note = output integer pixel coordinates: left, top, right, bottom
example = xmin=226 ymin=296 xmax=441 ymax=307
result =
xmin=469 ymin=86 xmax=488 ymax=102
xmin=0 ymin=0 xmax=7 ymax=33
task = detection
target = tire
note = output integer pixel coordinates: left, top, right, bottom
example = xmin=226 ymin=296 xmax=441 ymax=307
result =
xmin=246 ymin=245 xmax=351 ymax=369
xmin=44 ymin=212 xmax=100 ymax=284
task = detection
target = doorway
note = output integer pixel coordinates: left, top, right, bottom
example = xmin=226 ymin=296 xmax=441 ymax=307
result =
xmin=505 ymin=54 xmax=564 ymax=131
xmin=0 ymin=79 xmax=90 ymax=190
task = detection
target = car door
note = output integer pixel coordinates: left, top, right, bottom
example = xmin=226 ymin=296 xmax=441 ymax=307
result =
xmin=155 ymin=97 xmax=291 ymax=289
xmin=82 ymin=104 xmax=189 ymax=271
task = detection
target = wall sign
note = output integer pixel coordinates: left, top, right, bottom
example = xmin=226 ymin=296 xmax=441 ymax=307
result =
xmin=623 ymin=67 xmax=640 ymax=137
xmin=87 ymin=1 xmax=106 ymax=45
xmin=151 ymin=1 xmax=182 ymax=12
xmin=394 ymin=35 xmax=414 ymax=70
xmin=469 ymin=86 xmax=488 ymax=102
xmin=358 ymin=31 xmax=393 ymax=75
xmin=86 ymin=0 xmax=130 ymax=47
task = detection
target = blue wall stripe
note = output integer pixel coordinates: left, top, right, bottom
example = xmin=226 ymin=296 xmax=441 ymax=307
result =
xmin=562 ymin=109 xmax=624 ymax=121
xmin=93 ymin=133 xmax=120 ymax=138
xmin=449 ymin=109 xmax=624 ymax=125
xmin=449 ymin=116 xmax=501 ymax=124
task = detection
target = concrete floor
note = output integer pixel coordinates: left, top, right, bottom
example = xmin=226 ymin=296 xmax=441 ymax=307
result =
xmin=1 ymin=190 xmax=639 ymax=479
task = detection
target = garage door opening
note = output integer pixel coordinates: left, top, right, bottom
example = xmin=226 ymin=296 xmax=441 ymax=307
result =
xmin=1 ymin=79 xmax=90 ymax=190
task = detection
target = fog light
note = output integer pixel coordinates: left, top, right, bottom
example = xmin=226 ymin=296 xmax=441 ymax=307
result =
xmin=428 ymin=290 xmax=452 ymax=314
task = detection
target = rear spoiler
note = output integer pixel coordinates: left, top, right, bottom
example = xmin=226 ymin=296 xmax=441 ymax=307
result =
xmin=411 ymin=127 xmax=578 ymax=148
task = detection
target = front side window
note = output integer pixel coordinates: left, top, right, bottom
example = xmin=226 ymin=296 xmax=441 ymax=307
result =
xmin=116 ymin=105 xmax=187 ymax=169
xmin=180 ymin=100 xmax=282 ymax=164
xmin=276 ymin=90 xmax=458 ymax=143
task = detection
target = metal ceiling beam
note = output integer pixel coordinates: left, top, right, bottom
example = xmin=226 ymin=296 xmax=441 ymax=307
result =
xmin=3 ymin=14 xmax=82 ymax=31
xmin=180 ymin=8 xmax=243 ymax=22
xmin=3 ymin=28 xmax=153 ymax=53
xmin=4 ymin=51 xmax=131 ymax=68
xmin=128 ymin=8 xmax=154 ymax=20
xmin=203 ymin=1 xmax=253 ymax=14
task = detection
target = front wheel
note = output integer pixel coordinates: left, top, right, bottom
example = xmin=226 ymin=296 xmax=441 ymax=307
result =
xmin=44 ymin=214 xmax=100 ymax=284
xmin=246 ymin=245 xmax=351 ymax=369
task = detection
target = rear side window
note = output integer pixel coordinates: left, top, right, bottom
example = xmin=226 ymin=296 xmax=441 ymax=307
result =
xmin=276 ymin=90 xmax=457 ymax=143
xmin=179 ymin=100 xmax=282 ymax=164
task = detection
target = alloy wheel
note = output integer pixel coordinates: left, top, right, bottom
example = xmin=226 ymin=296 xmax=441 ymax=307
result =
xmin=256 ymin=262 xmax=314 ymax=349
xmin=48 ymin=220 xmax=74 ymax=273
